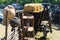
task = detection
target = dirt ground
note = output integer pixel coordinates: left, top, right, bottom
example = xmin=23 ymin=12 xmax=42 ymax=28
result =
xmin=0 ymin=24 xmax=60 ymax=40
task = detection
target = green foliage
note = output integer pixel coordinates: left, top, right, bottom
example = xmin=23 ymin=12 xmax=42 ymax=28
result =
xmin=0 ymin=0 xmax=60 ymax=6
xmin=35 ymin=0 xmax=43 ymax=3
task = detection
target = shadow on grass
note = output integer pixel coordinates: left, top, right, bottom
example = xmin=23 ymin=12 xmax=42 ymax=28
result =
xmin=36 ymin=37 xmax=49 ymax=40
xmin=52 ymin=24 xmax=60 ymax=30
xmin=39 ymin=37 xmax=49 ymax=40
xmin=1 ymin=37 xmax=5 ymax=40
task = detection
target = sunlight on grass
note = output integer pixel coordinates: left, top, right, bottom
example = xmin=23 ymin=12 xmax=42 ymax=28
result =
xmin=0 ymin=24 xmax=5 ymax=39
xmin=35 ymin=31 xmax=43 ymax=38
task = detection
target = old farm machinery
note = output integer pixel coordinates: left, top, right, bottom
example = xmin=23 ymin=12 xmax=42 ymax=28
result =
xmin=16 ymin=3 xmax=52 ymax=40
xmin=3 ymin=3 xmax=52 ymax=40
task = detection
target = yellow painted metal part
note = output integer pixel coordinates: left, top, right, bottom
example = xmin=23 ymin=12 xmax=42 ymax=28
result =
xmin=23 ymin=3 xmax=44 ymax=13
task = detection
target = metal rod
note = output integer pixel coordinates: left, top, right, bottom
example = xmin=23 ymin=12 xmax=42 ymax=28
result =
xmin=18 ymin=11 xmax=21 ymax=40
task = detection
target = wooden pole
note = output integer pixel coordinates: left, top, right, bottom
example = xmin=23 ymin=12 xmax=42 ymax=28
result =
xmin=5 ymin=11 xmax=8 ymax=40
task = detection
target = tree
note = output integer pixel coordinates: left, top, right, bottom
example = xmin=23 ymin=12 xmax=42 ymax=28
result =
xmin=0 ymin=0 xmax=60 ymax=6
